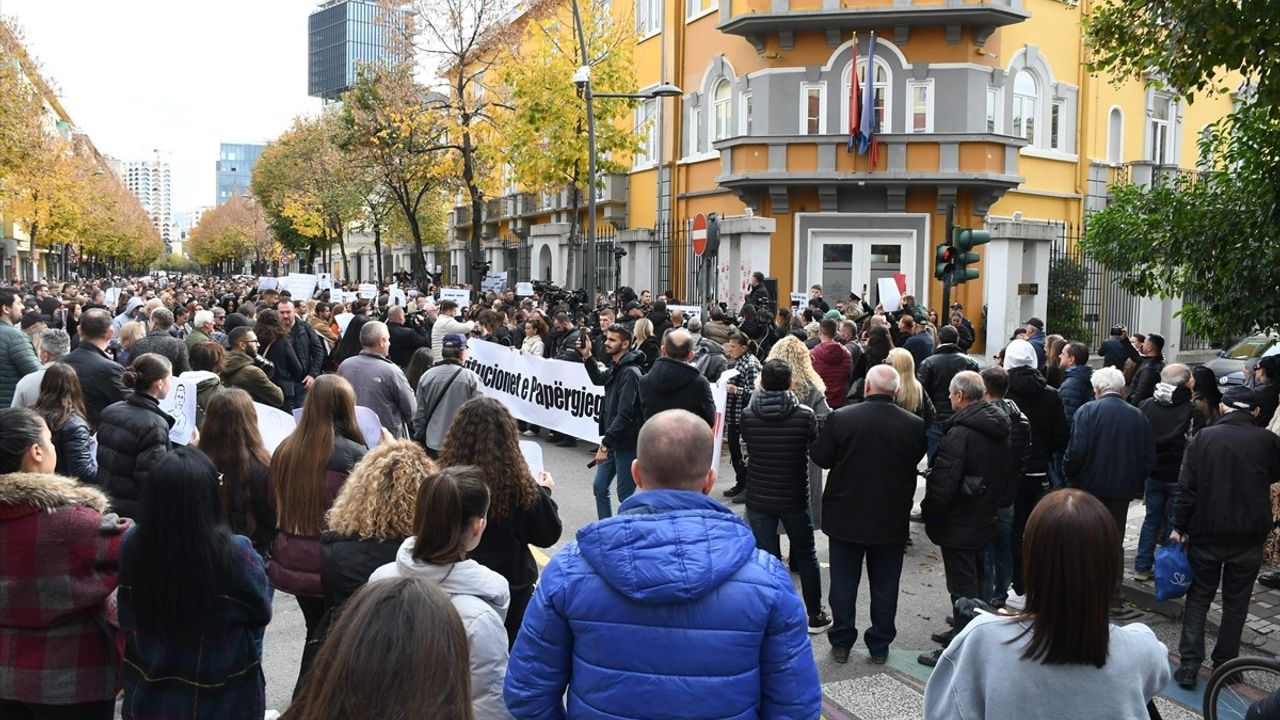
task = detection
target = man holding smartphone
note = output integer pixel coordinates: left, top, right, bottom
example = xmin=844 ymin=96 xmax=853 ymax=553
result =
xmin=579 ymin=326 xmax=644 ymax=519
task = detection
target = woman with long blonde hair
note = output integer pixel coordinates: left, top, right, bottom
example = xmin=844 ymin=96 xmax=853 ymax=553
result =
xmin=438 ymin=397 xmax=561 ymax=646
xmin=887 ymin=347 xmax=936 ymax=426
xmin=269 ymin=374 xmax=368 ymax=696
xmin=633 ymin=317 xmax=658 ymax=372
xmin=764 ymin=335 xmax=830 ymax=525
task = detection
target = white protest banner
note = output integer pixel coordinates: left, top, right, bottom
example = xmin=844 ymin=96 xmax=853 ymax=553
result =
xmin=710 ymin=370 xmax=734 ymax=471
xmin=440 ymin=287 xmax=471 ymax=309
xmin=280 ymin=273 xmax=318 ymax=301
xmin=104 ymin=287 xmax=121 ymax=309
xmin=358 ymin=283 xmax=377 ymax=299
xmin=463 ymin=339 xmax=602 ymax=442
xmin=354 ymin=406 xmax=383 ymax=450
xmin=790 ymin=292 xmax=808 ymax=307
xmin=158 ymin=376 xmax=199 ymax=445
xmin=668 ymin=304 xmax=702 ymax=319
xmin=334 ymin=312 xmax=355 ymax=338
xmin=255 ymin=403 xmax=297 ymax=454
xmin=519 ymin=440 xmax=543 ymax=481
xmin=516 ymin=282 xmax=534 ymax=297
xmin=258 ymin=277 xmax=280 ymax=291
xmin=481 ymin=273 xmax=507 ymax=292
xmin=317 ymin=273 xmax=333 ymax=291
xmin=877 ymin=277 xmax=902 ymax=312
xmin=388 ymin=283 xmax=406 ymax=307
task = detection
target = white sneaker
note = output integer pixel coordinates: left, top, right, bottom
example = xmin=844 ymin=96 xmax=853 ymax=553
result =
xmin=1004 ymin=590 xmax=1026 ymax=612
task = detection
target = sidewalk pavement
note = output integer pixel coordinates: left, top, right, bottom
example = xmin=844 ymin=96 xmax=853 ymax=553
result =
xmin=1118 ymin=500 xmax=1280 ymax=657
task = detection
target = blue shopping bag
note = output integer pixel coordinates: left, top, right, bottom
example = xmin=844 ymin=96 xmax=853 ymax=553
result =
xmin=1154 ymin=542 xmax=1194 ymax=601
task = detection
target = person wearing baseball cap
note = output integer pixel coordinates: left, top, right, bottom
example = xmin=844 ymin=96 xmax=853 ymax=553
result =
xmin=1170 ymin=382 xmax=1280 ymax=690
xmin=1021 ymin=317 xmax=1047 ymax=371
xmin=410 ymin=333 xmax=483 ymax=457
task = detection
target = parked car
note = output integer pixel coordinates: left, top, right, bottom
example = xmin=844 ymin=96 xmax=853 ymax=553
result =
xmin=1202 ymin=334 xmax=1280 ymax=386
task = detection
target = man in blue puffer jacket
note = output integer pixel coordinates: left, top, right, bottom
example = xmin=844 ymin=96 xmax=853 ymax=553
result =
xmin=504 ymin=409 xmax=821 ymax=720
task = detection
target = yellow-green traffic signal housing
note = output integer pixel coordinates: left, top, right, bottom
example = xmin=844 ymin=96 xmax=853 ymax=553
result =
xmin=951 ymin=227 xmax=991 ymax=283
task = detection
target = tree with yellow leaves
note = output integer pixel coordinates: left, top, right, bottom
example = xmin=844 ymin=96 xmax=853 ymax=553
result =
xmin=253 ymin=111 xmax=368 ymax=279
xmin=341 ymin=62 xmax=454 ymax=283
xmin=494 ymin=0 xmax=640 ymax=285
xmin=188 ymin=194 xmax=275 ymax=272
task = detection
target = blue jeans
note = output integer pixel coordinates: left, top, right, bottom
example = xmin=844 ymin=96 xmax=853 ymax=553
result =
xmin=926 ymin=422 xmax=943 ymax=464
xmin=983 ymin=506 xmax=1015 ymax=605
xmin=1136 ymin=478 xmax=1178 ymax=572
xmin=593 ymin=447 xmax=636 ymax=520
xmin=747 ymin=505 xmax=822 ymax=617
xmin=1049 ymin=451 xmax=1065 ymax=489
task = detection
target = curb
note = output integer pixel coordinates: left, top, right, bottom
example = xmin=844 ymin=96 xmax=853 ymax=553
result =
xmin=1120 ymin=577 xmax=1280 ymax=657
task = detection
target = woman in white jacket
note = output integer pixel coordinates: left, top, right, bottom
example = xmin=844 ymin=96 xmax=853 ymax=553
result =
xmin=370 ymin=465 xmax=513 ymax=720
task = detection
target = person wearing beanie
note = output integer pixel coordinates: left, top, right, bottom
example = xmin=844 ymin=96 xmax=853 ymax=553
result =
xmin=1001 ymin=339 xmax=1068 ymax=609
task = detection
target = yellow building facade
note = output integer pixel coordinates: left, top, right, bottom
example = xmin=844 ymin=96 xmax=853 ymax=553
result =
xmin=450 ymin=0 xmax=1235 ymax=355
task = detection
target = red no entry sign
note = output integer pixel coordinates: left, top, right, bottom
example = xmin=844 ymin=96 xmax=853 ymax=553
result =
xmin=692 ymin=213 xmax=709 ymax=256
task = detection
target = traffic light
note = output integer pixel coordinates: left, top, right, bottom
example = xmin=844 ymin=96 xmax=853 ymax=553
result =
xmin=935 ymin=243 xmax=957 ymax=280
xmin=952 ymin=227 xmax=991 ymax=283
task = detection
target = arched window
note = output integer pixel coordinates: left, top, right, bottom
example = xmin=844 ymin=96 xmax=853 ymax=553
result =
xmin=842 ymin=60 xmax=890 ymax=134
xmin=1012 ymin=69 xmax=1038 ymax=143
xmin=712 ymin=79 xmax=732 ymax=142
xmin=1107 ymin=107 xmax=1123 ymax=164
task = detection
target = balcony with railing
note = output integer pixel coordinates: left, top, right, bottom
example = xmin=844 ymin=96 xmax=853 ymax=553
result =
xmin=714 ymin=132 xmax=1025 ymax=212
xmin=719 ymin=0 xmax=1028 ymax=51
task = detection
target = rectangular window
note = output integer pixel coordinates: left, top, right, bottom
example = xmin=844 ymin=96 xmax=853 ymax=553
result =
xmin=1013 ymin=95 xmax=1036 ymax=144
xmin=686 ymin=0 xmax=716 ymax=19
xmin=1148 ymin=94 xmax=1172 ymax=163
xmin=637 ymin=0 xmax=660 ymax=36
xmin=689 ymin=105 xmax=703 ymax=156
xmin=908 ymin=81 xmax=932 ymax=133
xmin=800 ymin=83 xmax=825 ymax=135
xmin=740 ymin=91 xmax=753 ymax=135
xmin=635 ymin=97 xmax=658 ymax=166
xmin=1050 ymin=102 xmax=1063 ymax=150
xmin=985 ymin=87 xmax=1000 ymax=133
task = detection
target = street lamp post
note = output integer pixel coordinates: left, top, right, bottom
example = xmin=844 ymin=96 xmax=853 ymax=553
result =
xmin=567 ymin=0 xmax=680 ymax=295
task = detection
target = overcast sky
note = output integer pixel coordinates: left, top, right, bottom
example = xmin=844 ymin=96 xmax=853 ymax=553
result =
xmin=6 ymin=0 xmax=324 ymax=215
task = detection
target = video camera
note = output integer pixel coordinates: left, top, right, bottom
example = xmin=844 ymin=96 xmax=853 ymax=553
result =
xmin=532 ymin=280 xmax=590 ymax=314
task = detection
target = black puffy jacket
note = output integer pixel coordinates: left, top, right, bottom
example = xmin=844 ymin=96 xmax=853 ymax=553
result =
xmin=50 ymin=413 xmax=97 ymax=485
xmin=991 ymin=398 xmax=1031 ymax=507
xmin=320 ymin=532 xmax=402 ymax=613
xmin=638 ymin=357 xmax=716 ymax=426
xmin=95 ymin=392 xmax=174 ymax=519
xmin=584 ymin=350 xmax=645 ymax=451
xmin=740 ymin=389 xmax=816 ymax=513
xmin=1005 ymin=366 xmax=1068 ymax=475
xmin=916 ymin=344 xmax=979 ymax=424
xmin=1139 ymin=385 xmax=1194 ymax=482
xmin=922 ymin=402 xmax=1012 ymax=550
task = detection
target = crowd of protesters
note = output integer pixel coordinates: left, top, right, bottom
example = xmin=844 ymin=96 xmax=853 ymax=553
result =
xmin=2 ymin=269 xmax=1280 ymax=719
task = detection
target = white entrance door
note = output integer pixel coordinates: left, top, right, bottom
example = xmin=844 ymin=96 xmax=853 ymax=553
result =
xmin=806 ymin=230 xmax=919 ymax=308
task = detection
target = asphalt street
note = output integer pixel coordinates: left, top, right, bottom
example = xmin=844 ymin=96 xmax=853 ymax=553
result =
xmin=247 ymin=433 xmax=1207 ymax=719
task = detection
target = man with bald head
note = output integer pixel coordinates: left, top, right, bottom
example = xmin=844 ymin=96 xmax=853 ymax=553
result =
xmin=637 ymin=328 xmax=716 ymax=426
xmin=505 ymin=410 xmax=821 ymax=719
xmin=812 ymin=364 xmax=927 ymax=665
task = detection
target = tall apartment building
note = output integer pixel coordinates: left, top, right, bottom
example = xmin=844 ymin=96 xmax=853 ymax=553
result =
xmin=216 ymin=143 xmax=266 ymax=205
xmin=123 ymin=151 xmax=174 ymax=248
xmin=441 ymin=0 xmax=1239 ymax=360
xmin=308 ymin=0 xmax=408 ymax=101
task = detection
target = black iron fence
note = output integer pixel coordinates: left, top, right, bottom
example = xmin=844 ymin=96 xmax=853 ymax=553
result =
xmin=1048 ymin=226 xmax=1140 ymax=350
